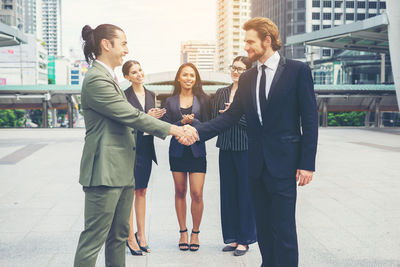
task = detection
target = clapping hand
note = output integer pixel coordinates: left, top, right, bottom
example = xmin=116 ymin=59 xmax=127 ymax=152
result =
xmin=219 ymin=102 xmax=231 ymax=113
xmin=181 ymin=114 xmax=194 ymax=124
xmin=148 ymin=108 xmax=166 ymax=119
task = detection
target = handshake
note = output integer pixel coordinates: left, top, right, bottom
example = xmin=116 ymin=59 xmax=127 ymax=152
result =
xmin=169 ymin=125 xmax=199 ymax=146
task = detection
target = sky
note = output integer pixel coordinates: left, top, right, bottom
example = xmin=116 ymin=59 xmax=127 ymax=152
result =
xmin=62 ymin=0 xmax=217 ymax=78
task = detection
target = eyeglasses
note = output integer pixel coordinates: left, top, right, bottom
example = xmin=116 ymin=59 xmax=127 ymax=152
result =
xmin=230 ymin=65 xmax=246 ymax=73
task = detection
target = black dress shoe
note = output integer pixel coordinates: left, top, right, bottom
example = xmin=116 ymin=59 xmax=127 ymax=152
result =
xmin=126 ymin=240 xmax=145 ymax=256
xmin=222 ymin=245 xmax=237 ymax=252
xmin=234 ymin=245 xmax=249 ymax=256
xmin=135 ymin=232 xmax=150 ymax=253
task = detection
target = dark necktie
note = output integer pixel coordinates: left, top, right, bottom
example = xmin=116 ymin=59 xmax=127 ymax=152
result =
xmin=259 ymin=65 xmax=267 ymax=124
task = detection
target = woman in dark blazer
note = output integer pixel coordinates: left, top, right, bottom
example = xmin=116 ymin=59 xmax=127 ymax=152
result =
xmin=162 ymin=63 xmax=211 ymax=252
xmin=122 ymin=60 xmax=166 ymax=255
xmin=213 ymin=56 xmax=256 ymax=256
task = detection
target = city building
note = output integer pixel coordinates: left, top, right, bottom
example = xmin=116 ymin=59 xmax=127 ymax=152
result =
xmin=0 ymin=34 xmax=47 ymax=85
xmin=70 ymin=59 xmax=89 ymax=85
xmin=180 ymin=41 xmax=216 ymax=72
xmin=23 ymin=0 xmax=42 ymax=38
xmin=217 ymin=0 xmax=251 ymax=72
xmin=0 ymin=0 xmax=24 ymax=30
xmin=42 ymin=0 xmax=62 ymax=56
xmin=48 ymin=56 xmax=70 ymax=85
xmin=251 ymin=0 xmax=387 ymax=59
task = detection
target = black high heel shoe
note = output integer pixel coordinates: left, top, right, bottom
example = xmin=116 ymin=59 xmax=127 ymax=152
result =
xmin=126 ymin=240 xmax=145 ymax=256
xmin=135 ymin=232 xmax=150 ymax=253
xmin=178 ymin=229 xmax=189 ymax=251
xmin=189 ymin=230 xmax=200 ymax=252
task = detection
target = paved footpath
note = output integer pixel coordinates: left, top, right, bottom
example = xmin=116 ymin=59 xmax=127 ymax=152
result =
xmin=0 ymin=128 xmax=399 ymax=267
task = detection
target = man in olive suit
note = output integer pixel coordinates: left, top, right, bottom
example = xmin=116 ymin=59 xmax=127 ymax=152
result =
xmin=74 ymin=24 xmax=188 ymax=267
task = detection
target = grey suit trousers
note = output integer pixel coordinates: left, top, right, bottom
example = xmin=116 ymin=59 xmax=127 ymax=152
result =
xmin=74 ymin=185 xmax=134 ymax=267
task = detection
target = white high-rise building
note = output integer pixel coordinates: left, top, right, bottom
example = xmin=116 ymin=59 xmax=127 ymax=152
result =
xmin=216 ymin=0 xmax=251 ymax=72
xmin=0 ymin=0 xmax=24 ymax=30
xmin=0 ymin=34 xmax=48 ymax=85
xmin=42 ymin=0 xmax=62 ymax=56
xmin=23 ymin=0 xmax=42 ymax=38
xmin=180 ymin=41 xmax=216 ymax=72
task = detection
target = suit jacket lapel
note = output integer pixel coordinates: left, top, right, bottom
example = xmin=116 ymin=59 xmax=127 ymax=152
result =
xmin=249 ymin=67 xmax=258 ymax=113
xmin=92 ymin=61 xmax=126 ymax=99
xmin=170 ymin=94 xmax=181 ymax=121
xmin=125 ymin=87 xmax=143 ymax=111
xmin=266 ymin=56 xmax=286 ymax=107
xmin=223 ymin=85 xmax=231 ymax=104
xmin=144 ymin=88 xmax=155 ymax=112
xmin=192 ymin=95 xmax=200 ymax=117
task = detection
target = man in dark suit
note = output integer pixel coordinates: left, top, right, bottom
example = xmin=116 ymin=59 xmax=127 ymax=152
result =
xmin=183 ymin=17 xmax=318 ymax=266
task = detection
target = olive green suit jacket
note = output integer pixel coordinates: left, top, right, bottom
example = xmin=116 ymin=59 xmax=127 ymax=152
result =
xmin=79 ymin=61 xmax=170 ymax=187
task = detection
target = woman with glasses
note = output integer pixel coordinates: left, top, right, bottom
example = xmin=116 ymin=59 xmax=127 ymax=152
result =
xmin=212 ymin=56 xmax=256 ymax=256
xmin=122 ymin=60 xmax=166 ymax=256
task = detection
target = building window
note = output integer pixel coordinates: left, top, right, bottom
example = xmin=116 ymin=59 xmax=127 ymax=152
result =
xmin=380 ymin=2 xmax=386 ymax=9
xmin=346 ymin=1 xmax=354 ymax=8
xmin=298 ymin=0 xmax=305 ymax=8
xmin=323 ymin=1 xmax=332 ymax=7
xmin=323 ymin=49 xmax=331 ymax=56
xmin=297 ymin=25 xmax=305 ymax=33
xmin=334 ymin=13 xmax=342 ymax=20
xmin=312 ymin=25 xmax=320 ymax=31
xmin=323 ymin=25 xmax=331 ymax=29
xmin=357 ymin=1 xmax=366 ymax=8
xmin=298 ymin=12 xmax=305 ymax=21
xmin=346 ymin=13 xmax=354 ymax=20
xmin=369 ymin=13 xmax=376 ymax=18
xmin=312 ymin=12 xmax=320 ymax=20
xmin=368 ymin=2 xmax=377 ymax=9
xmin=287 ymin=25 xmax=292 ymax=34
xmin=312 ymin=0 xmax=320 ymax=7
xmin=323 ymin=13 xmax=331 ymax=20
xmin=335 ymin=1 xmax=342 ymax=8
xmin=357 ymin=13 xmax=365 ymax=20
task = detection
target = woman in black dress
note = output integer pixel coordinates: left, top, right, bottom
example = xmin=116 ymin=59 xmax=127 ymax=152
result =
xmin=122 ymin=60 xmax=166 ymax=255
xmin=213 ymin=56 xmax=256 ymax=256
xmin=163 ymin=63 xmax=211 ymax=252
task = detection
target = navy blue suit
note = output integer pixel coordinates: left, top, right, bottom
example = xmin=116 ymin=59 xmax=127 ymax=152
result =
xmin=163 ymin=94 xmax=210 ymax=158
xmin=124 ymin=86 xmax=157 ymax=189
xmin=195 ymin=56 xmax=318 ymax=267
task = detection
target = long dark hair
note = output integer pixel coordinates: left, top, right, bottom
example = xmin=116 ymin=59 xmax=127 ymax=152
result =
xmin=122 ymin=60 xmax=141 ymax=77
xmin=172 ymin=63 xmax=206 ymax=98
xmin=81 ymin=24 xmax=124 ymax=64
xmin=232 ymin=56 xmax=252 ymax=70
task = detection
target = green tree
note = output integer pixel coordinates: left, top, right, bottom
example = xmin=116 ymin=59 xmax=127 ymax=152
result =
xmin=0 ymin=110 xmax=26 ymax=127
xmin=327 ymin=111 xmax=366 ymax=126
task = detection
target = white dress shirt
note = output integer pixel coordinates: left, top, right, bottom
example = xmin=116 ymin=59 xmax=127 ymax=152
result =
xmin=256 ymin=51 xmax=280 ymax=124
xmin=96 ymin=60 xmax=117 ymax=80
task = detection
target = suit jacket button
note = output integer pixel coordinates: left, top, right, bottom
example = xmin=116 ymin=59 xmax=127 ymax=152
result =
xmin=133 ymin=147 xmax=136 ymax=151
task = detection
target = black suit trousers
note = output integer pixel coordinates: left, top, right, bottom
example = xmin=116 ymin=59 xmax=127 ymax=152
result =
xmin=250 ymin=163 xmax=298 ymax=267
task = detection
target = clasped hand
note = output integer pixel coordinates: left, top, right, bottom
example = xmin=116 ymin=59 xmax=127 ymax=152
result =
xmin=170 ymin=124 xmax=198 ymax=146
